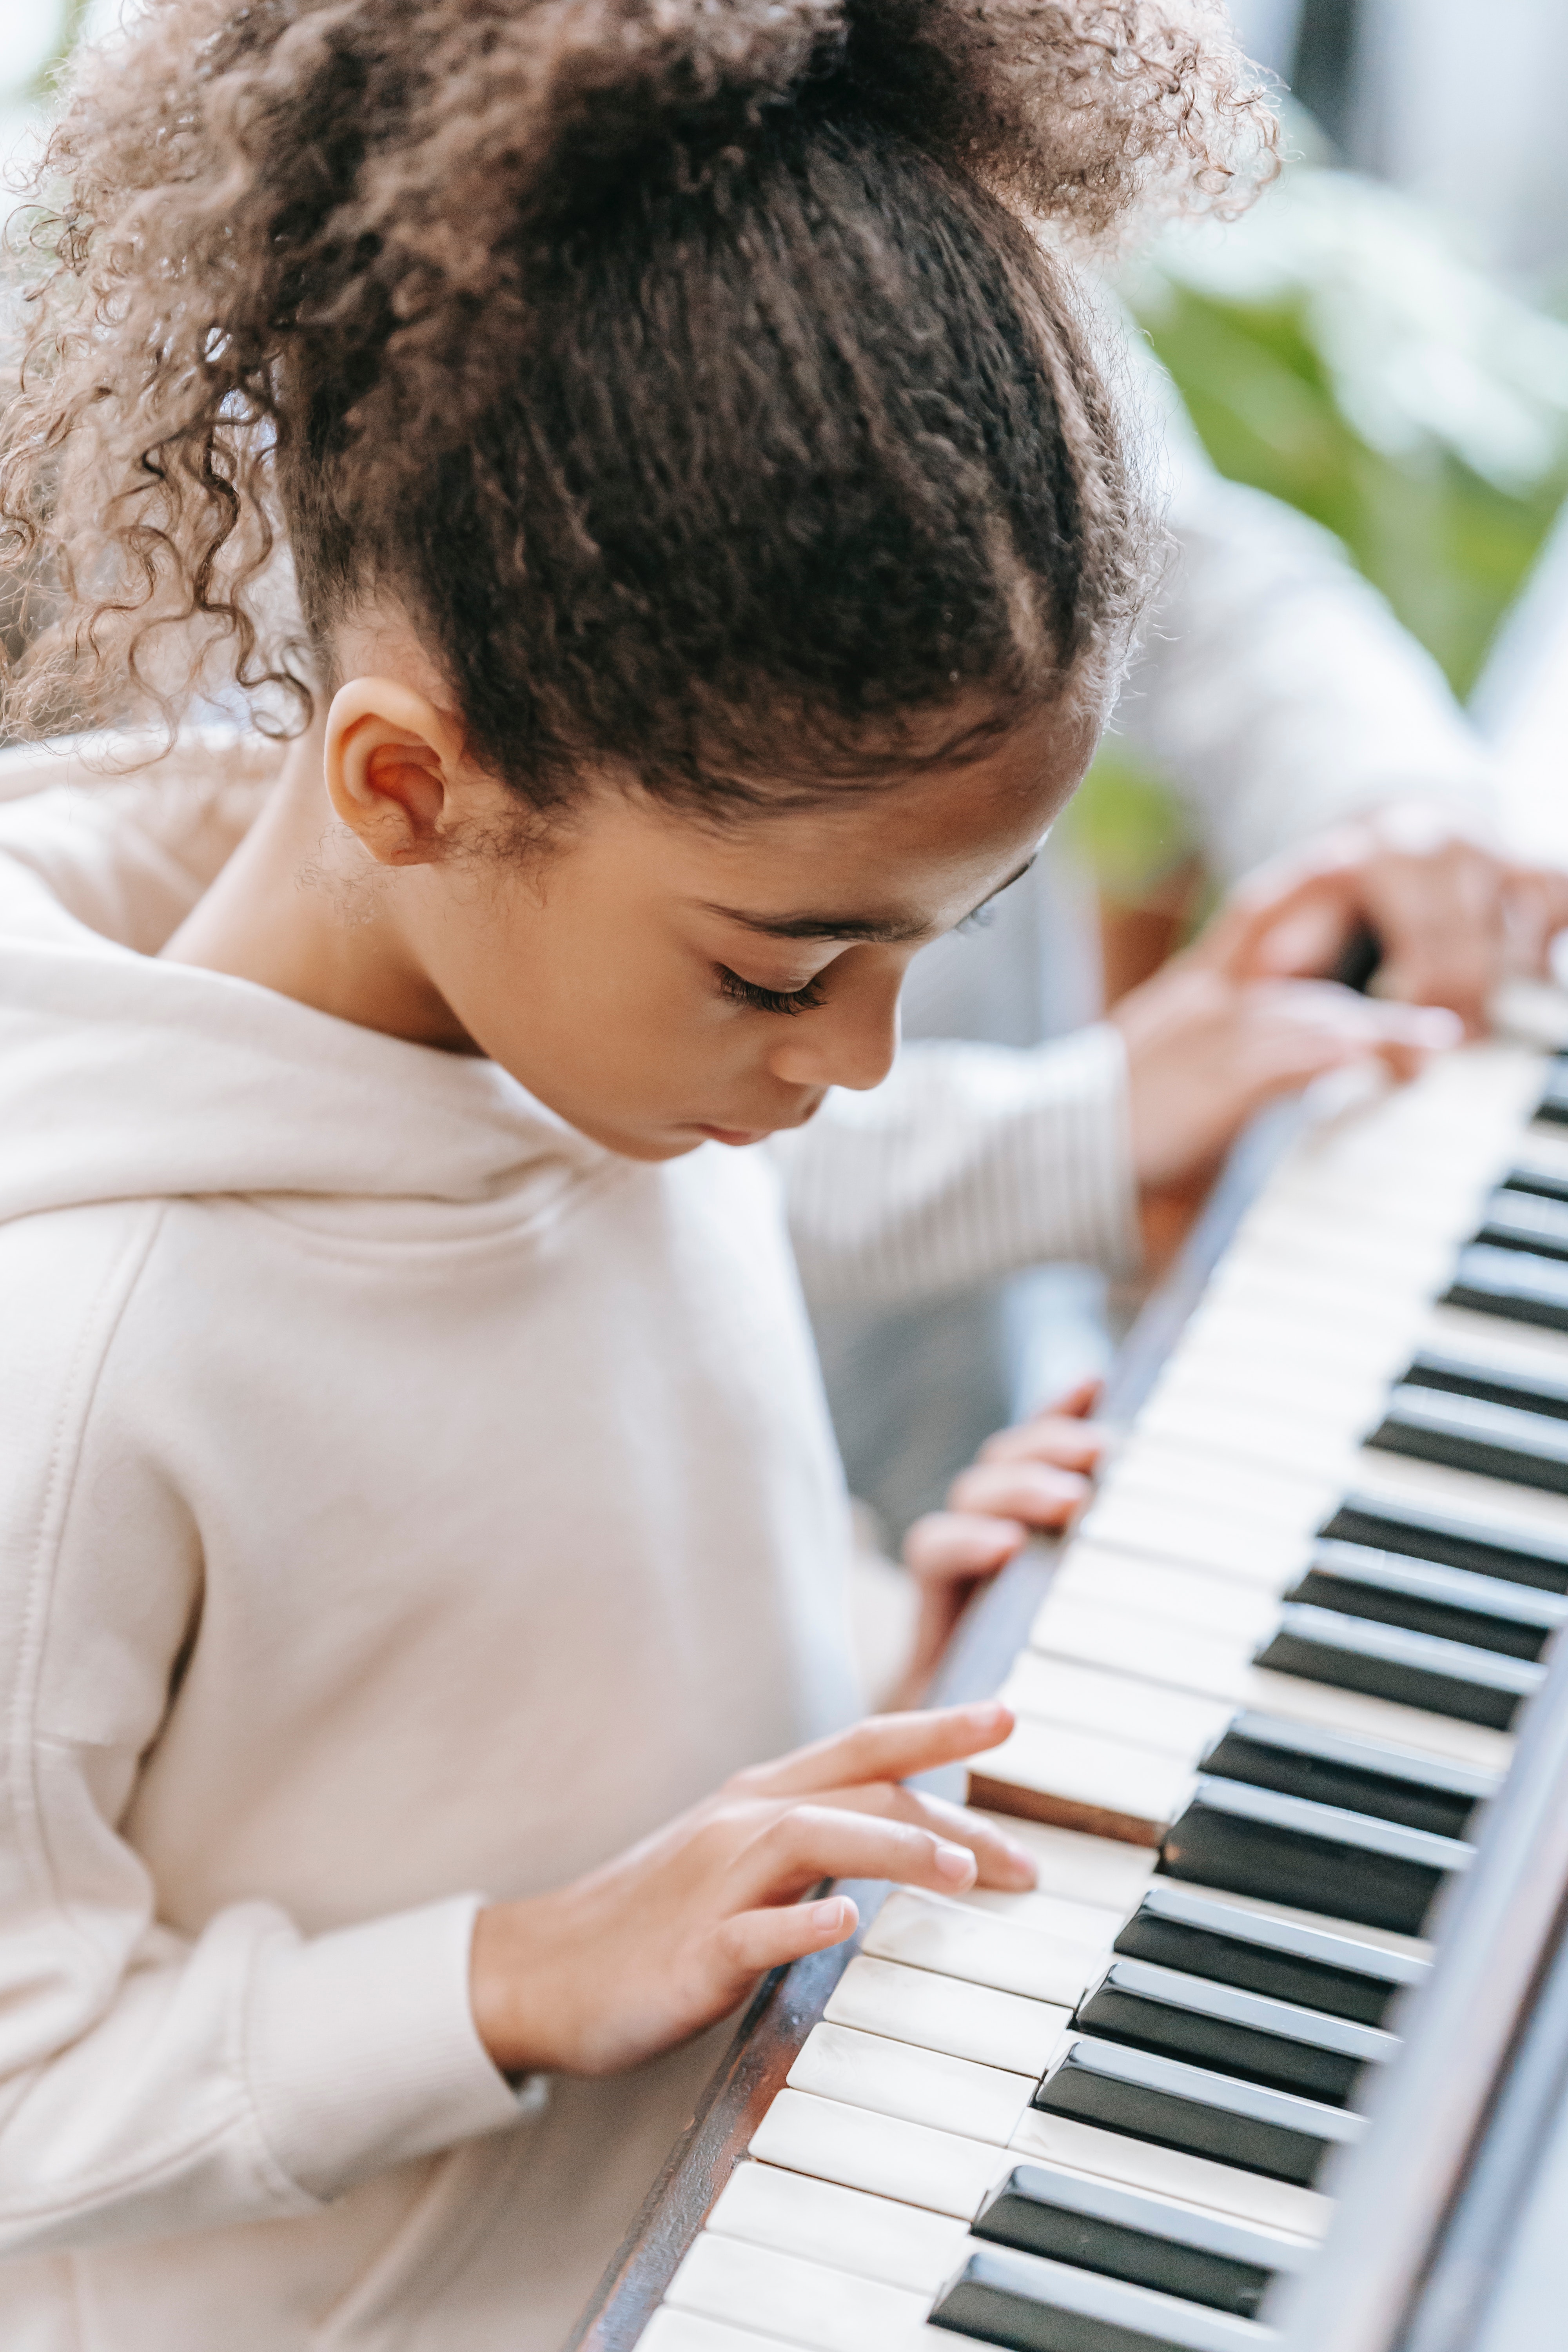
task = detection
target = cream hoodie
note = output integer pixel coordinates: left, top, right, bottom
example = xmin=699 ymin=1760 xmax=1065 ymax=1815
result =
xmin=0 ymin=735 xmax=1136 ymax=2352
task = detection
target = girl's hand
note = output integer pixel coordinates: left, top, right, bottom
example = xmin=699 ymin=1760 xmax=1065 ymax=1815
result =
xmin=892 ymin=1381 xmax=1109 ymax=1706
xmin=1111 ymin=961 xmax=1460 ymax=1196
xmin=469 ymin=1702 xmax=1032 ymax=2078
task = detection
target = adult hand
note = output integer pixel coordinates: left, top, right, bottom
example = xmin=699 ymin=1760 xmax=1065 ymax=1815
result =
xmin=894 ymin=1381 xmax=1108 ymax=1705
xmin=1111 ymin=962 xmax=1460 ymax=1195
xmin=469 ymin=1702 xmax=1031 ymax=2077
xmin=1194 ymin=804 xmax=1568 ymax=1034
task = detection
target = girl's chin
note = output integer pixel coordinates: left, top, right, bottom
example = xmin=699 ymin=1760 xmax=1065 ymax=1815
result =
xmin=693 ymin=1123 xmax=768 ymax=1147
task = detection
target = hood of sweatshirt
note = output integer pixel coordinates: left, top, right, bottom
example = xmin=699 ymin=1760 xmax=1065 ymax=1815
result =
xmin=0 ymin=732 xmax=616 ymax=1226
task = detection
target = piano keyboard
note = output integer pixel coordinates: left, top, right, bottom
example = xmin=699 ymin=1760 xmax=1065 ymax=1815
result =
xmin=632 ymin=1038 xmax=1568 ymax=2352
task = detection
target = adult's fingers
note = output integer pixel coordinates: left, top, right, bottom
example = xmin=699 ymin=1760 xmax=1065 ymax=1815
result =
xmin=1225 ymin=989 xmax=1461 ymax=1104
xmin=903 ymin=1508 xmax=1028 ymax=1583
xmin=978 ymin=1414 xmax=1109 ymax=1472
xmin=1191 ymin=863 xmax=1357 ymax=984
xmin=714 ymin=1893 xmax=859 ymax=1978
xmin=739 ymin=1700 xmax=1015 ymax=1800
xmin=1505 ymin=865 xmax=1568 ymax=973
xmin=947 ymin=1457 xmax=1091 ymax=1526
xmin=1361 ymin=845 xmax=1505 ymax=1030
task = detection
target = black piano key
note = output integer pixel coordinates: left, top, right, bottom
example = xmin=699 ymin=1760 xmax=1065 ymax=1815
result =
xmin=1474 ymin=1188 xmax=1568 ymax=1263
xmin=1160 ymin=1775 xmax=1472 ymax=1936
xmin=1030 ymin=2034 xmax=1361 ymax=2187
xmin=970 ymin=2162 xmax=1309 ymax=2320
xmin=1073 ymin=1958 xmax=1394 ymax=2106
xmin=1285 ymin=1541 xmax=1565 ymax=1663
xmin=1319 ymin=1488 xmax=1568 ymax=1593
xmin=930 ymin=2242 xmax=1276 ymax=2351
xmin=1196 ymin=1707 xmax=1497 ymax=1837
xmin=1443 ymin=1241 xmax=1568 ymax=1334
xmin=1368 ymin=1382 xmax=1568 ymax=1499
xmin=1534 ymin=1069 xmax=1568 ymax=1127
xmin=1113 ymin=1881 xmax=1428 ymax=2027
xmin=1252 ymin=1601 xmax=1542 ymax=1729
xmin=1505 ymin=1163 xmax=1568 ymax=1207
xmin=1402 ymin=1344 xmax=1568 ymax=1423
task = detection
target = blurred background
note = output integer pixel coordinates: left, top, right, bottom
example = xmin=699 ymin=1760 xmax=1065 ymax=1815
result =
xmin=5 ymin=0 xmax=1568 ymax=889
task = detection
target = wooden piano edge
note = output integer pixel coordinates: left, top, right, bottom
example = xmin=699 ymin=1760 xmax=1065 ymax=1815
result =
xmin=566 ymin=1101 xmax=1306 ymax=2352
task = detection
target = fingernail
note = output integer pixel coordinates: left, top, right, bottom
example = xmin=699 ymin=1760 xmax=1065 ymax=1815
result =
xmin=812 ymin=1898 xmax=849 ymax=1934
xmin=934 ymin=1842 xmax=977 ymax=1886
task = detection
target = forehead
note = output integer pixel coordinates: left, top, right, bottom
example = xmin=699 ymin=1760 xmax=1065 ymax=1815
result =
xmin=669 ymin=700 xmax=1097 ymax=926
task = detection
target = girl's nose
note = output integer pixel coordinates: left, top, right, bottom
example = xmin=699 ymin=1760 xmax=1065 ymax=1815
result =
xmin=767 ymin=968 xmax=900 ymax=1095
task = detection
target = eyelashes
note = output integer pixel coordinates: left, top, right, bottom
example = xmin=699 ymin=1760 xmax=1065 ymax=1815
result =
xmin=715 ymin=965 xmax=829 ymax=1016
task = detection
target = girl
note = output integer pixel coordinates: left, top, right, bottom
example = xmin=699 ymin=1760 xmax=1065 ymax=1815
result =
xmin=0 ymin=4 xmax=1441 ymax=2345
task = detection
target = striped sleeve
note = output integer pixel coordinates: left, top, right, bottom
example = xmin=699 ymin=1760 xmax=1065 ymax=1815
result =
xmin=777 ymin=1024 xmax=1140 ymax=1310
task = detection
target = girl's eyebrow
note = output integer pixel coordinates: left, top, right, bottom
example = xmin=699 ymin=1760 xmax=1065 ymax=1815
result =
xmin=701 ymin=855 xmax=1038 ymax=945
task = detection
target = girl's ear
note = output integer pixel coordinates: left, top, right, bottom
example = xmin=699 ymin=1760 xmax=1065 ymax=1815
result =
xmin=324 ymin=679 xmax=466 ymax=867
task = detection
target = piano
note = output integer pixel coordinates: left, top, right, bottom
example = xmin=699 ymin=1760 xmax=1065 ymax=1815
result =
xmin=570 ymin=1018 xmax=1568 ymax=2352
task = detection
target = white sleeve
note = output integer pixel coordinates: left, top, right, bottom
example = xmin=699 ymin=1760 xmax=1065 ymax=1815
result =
xmin=778 ymin=1025 xmax=1140 ymax=1310
xmin=0 ymin=1205 xmax=522 ymax=2258
xmin=1115 ymin=359 xmax=1499 ymax=881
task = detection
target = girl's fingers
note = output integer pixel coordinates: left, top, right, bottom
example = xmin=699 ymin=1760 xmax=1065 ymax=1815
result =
xmin=742 ymin=1700 xmax=1015 ymax=1798
xmin=731 ymin=1803 xmax=983 ymax=1905
xmin=713 ymin=1893 xmax=859 ymax=1978
xmin=813 ymin=1780 xmax=1037 ymax=1889
xmin=978 ymin=1415 xmax=1107 ymax=1471
xmin=903 ymin=1508 xmax=1027 ymax=1583
xmin=947 ymin=1458 xmax=1090 ymax=1526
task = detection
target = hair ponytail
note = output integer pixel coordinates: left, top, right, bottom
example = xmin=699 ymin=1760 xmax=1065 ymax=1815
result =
xmin=1 ymin=0 xmax=1275 ymax=804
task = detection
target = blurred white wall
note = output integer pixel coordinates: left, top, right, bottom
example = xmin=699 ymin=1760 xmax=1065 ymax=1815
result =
xmin=1355 ymin=0 xmax=1568 ymax=283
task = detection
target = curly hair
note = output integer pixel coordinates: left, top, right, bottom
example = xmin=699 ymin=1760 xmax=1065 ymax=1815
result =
xmin=0 ymin=0 xmax=1276 ymax=812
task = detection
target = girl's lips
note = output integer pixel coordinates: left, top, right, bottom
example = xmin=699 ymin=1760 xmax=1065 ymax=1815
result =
xmin=695 ymin=1123 xmax=766 ymax=1146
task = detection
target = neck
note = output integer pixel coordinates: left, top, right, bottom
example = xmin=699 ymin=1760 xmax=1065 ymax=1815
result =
xmin=160 ymin=724 xmax=477 ymax=1051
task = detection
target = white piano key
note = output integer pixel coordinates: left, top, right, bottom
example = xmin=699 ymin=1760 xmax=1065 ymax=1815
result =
xmin=969 ymin=1714 xmax=1198 ymax=1843
xmin=1008 ymin=2107 xmax=1332 ymax=2241
xmin=1108 ymin=1427 xmax=1568 ymax=1556
xmin=1122 ymin=1397 xmax=1363 ymax=1488
xmin=1015 ymin=1602 xmax=1515 ymax=1774
xmin=1103 ymin=1435 xmax=1339 ymax=1530
xmin=1231 ymin=1214 xmax=1457 ymax=1291
xmin=1145 ymin=1355 xmax=1394 ymax=1444
xmin=706 ymin=2161 xmax=971 ymax=2296
xmin=1181 ymin=1289 xmax=1423 ymax=1380
xmin=642 ymin=2309 xmax=786 ymax=2352
xmin=1256 ymin=1159 xmax=1497 ymax=1237
xmin=788 ymin=2021 xmax=1034 ymax=2145
xmin=866 ymin=1883 xmax=1114 ymax=1996
xmin=1080 ymin=1491 xmax=1314 ymax=1586
xmin=666 ymin=2232 xmax=937 ymax=2352
xmin=824 ymin=1952 xmax=1071 ymax=2074
xmin=963 ymin=1811 xmax=1159 ymax=1912
xmin=1353 ymin=1446 xmax=1568 ymax=1545
xmin=1047 ymin=1546 xmax=1293 ymax=1630
xmin=998 ymin=1653 xmax=1236 ymax=1757
xmin=1421 ymin=1300 xmax=1568 ymax=1381
xmin=750 ymin=2087 xmax=1007 ymax=2219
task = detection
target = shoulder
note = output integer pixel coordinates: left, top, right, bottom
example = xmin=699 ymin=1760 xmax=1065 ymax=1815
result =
xmin=0 ymin=1198 xmax=169 ymax=1522
xmin=0 ymin=728 xmax=284 ymax=953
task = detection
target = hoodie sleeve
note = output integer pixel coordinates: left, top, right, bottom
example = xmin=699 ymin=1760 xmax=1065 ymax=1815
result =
xmin=777 ymin=1024 xmax=1140 ymax=1310
xmin=0 ymin=1201 xmax=522 ymax=2259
